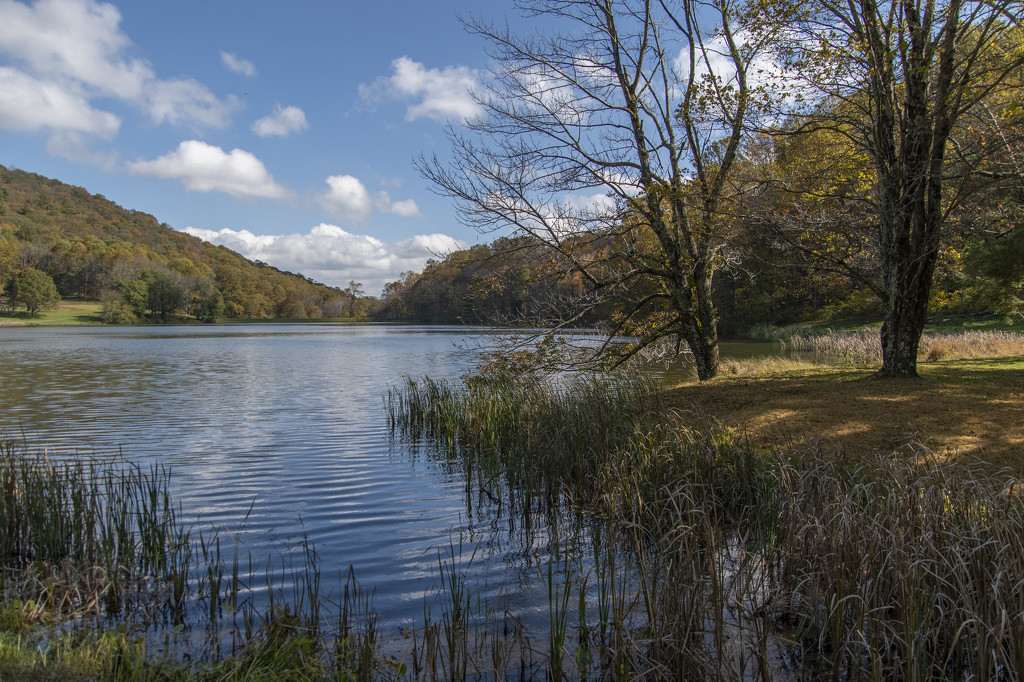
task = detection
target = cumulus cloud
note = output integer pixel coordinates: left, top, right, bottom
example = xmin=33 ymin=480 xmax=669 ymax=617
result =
xmin=317 ymin=174 xmax=420 ymax=225
xmin=0 ymin=66 xmax=119 ymax=137
xmin=562 ymin=191 xmax=618 ymax=216
xmin=46 ymin=130 xmax=119 ymax=167
xmin=387 ymin=198 xmax=421 ymax=217
xmin=359 ymin=56 xmax=482 ymax=122
xmin=674 ymin=31 xmax=788 ymax=96
xmin=221 ymin=51 xmax=256 ymax=77
xmin=0 ymin=0 xmax=238 ymax=143
xmin=252 ymin=104 xmax=308 ymax=137
xmin=127 ymin=140 xmax=291 ymax=200
xmin=182 ymin=223 xmax=466 ymax=294
xmin=144 ymin=78 xmax=239 ymax=128
xmin=318 ymin=175 xmax=374 ymax=224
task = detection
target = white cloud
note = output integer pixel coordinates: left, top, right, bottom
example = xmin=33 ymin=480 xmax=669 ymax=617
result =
xmin=318 ymin=174 xmax=374 ymax=224
xmin=674 ymin=31 xmax=787 ymax=97
xmin=127 ymin=140 xmax=291 ymax=200
xmin=359 ymin=56 xmax=482 ymax=122
xmin=0 ymin=66 xmax=119 ymax=137
xmin=182 ymin=223 xmax=466 ymax=294
xmin=252 ymin=104 xmax=308 ymax=137
xmin=0 ymin=0 xmax=238 ymax=143
xmin=144 ymin=78 xmax=239 ymax=128
xmin=563 ymin=191 xmax=617 ymax=216
xmin=46 ymin=130 xmax=119 ymax=167
xmin=387 ymin=198 xmax=421 ymax=217
xmin=221 ymin=51 xmax=256 ymax=77
xmin=318 ymin=175 xmax=420 ymax=225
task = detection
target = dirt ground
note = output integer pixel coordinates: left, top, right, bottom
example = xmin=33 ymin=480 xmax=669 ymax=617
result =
xmin=665 ymin=356 xmax=1024 ymax=474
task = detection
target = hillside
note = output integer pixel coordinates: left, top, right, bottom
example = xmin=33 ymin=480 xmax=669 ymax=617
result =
xmin=0 ymin=164 xmax=371 ymax=321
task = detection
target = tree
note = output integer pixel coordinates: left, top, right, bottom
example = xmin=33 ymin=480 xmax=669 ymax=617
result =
xmin=767 ymin=0 xmax=1024 ymax=376
xmin=419 ymin=0 xmax=779 ymax=380
xmin=114 ymin=277 xmax=149 ymax=318
xmin=6 ymin=267 xmax=60 ymax=316
xmin=343 ymin=280 xmax=364 ymax=318
xmin=141 ymin=269 xmax=184 ymax=322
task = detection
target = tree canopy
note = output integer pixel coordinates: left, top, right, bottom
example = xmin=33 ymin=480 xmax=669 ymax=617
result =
xmin=0 ymin=164 xmax=379 ymax=323
xmin=5 ymin=267 xmax=60 ymax=316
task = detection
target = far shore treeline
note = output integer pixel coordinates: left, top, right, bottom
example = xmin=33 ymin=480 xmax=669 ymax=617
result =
xmin=0 ymin=164 xmax=377 ymax=323
xmin=1 ymin=161 xmax=1021 ymax=331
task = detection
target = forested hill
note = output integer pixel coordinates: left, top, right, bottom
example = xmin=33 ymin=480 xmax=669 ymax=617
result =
xmin=0 ymin=164 xmax=370 ymax=321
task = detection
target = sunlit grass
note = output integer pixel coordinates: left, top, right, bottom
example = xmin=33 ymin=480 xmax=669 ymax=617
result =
xmin=776 ymin=329 xmax=1024 ymax=366
xmin=0 ymin=299 xmax=103 ymax=326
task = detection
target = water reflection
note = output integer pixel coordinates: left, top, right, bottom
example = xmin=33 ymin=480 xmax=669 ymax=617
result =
xmin=0 ymin=325 xmax=502 ymax=623
xmin=0 ymin=325 xmax=783 ymax=632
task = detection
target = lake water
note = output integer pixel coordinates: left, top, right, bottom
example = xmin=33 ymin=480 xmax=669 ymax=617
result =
xmin=0 ymin=324 xmax=777 ymax=636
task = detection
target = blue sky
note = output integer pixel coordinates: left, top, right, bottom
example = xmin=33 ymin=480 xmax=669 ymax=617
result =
xmin=0 ymin=0 xmax=510 ymax=295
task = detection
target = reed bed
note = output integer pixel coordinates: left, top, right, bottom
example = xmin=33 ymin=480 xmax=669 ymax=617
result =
xmin=0 ymin=441 xmax=390 ymax=680
xmin=387 ymin=371 xmax=1024 ymax=680
xmin=779 ymin=329 xmax=1024 ymax=366
xmin=6 ymin=366 xmax=1024 ymax=680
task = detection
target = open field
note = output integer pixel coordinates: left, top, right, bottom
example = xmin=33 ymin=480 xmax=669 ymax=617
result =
xmin=0 ymin=299 xmax=103 ymax=326
xmin=667 ymin=355 xmax=1024 ymax=472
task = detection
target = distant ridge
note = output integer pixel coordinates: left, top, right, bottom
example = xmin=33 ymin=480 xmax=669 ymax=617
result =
xmin=0 ymin=164 xmax=369 ymax=320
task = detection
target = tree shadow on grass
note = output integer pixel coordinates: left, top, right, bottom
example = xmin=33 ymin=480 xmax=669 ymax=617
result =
xmin=665 ymin=358 xmax=1024 ymax=473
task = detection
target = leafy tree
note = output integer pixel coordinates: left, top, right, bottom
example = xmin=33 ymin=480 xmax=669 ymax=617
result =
xmin=114 ymin=278 xmax=149 ymax=318
xmin=6 ymin=267 xmax=60 ymax=316
xmin=141 ymin=269 xmax=184 ymax=321
xmin=968 ymin=225 xmax=1024 ymax=316
xmin=343 ymin=280 xmax=364 ymax=318
xmin=767 ymin=0 xmax=1024 ymax=376
xmin=197 ymin=288 xmax=225 ymax=322
xmin=419 ymin=0 xmax=782 ymax=379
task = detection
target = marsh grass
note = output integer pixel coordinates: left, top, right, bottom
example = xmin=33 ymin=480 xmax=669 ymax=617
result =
xmin=0 ymin=441 xmax=392 ymax=680
xmin=6 ymin=364 xmax=1024 ymax=680
xmin=387 ymin=370 xmax=1024 ymax=680
xmin=778 ymin=329 xmax=1024 ymax=366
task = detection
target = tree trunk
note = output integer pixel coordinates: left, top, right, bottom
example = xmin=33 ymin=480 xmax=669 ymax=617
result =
xmin=678 ymin=262 xmax=720 ymax=381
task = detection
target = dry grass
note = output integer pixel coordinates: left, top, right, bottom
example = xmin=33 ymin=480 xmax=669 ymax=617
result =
xmin=389 ymin=370 xmax=1024 ymax=679
xmin=778 ymin=329 xmax=1024 ymax=367
xmin=922 ymin=330 xmax=1024 ymax=361
xmin=667 ymin=355 xmax=1024 ymax=472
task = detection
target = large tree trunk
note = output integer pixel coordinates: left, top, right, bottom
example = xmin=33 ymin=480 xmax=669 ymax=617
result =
xmin=867 ymin=0 xmax=952 ymax=378
xmin=878 ymin=263 xmax=930 ymax=377
xmin=676 ymin=261 xmax=720 ymax=381
xmin=876 ymin=192 xmax=943 ymax=377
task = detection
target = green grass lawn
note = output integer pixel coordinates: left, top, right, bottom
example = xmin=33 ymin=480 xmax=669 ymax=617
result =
xmin=0 ymin=299 xmax=104 ymax=326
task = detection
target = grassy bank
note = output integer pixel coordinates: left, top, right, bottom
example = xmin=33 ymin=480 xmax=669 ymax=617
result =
xmin=386 ymin=368 xmax=1024 ymax=679
xmin=696 ymin=331 xmax=1024 ymax=471
xmin=0 ymin=300 xmax=363 ymax=327
xmin=0 ymin=299 xmax=104 ymax=326
xmin=0 ymin=442 xmax=388 ymax=681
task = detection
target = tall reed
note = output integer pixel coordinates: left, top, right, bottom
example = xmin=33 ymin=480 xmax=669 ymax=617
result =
xmin=779 ymin=329 xmax=1024 ymax=366
xmin=387 ymin=370 xmax=1024 ymax=680
xmin=0 ymin=441 xmax=388 ymax=680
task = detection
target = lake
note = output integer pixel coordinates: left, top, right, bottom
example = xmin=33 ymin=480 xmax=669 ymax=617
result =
xmin=0 ymin=324 xmax=776 ymax=637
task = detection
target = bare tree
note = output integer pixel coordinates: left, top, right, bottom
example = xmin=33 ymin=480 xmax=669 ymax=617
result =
xmin=419 ymin=0 xmax=778 ymax=380
xmin=766 ymin=0 xmax=1024 ymax=377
